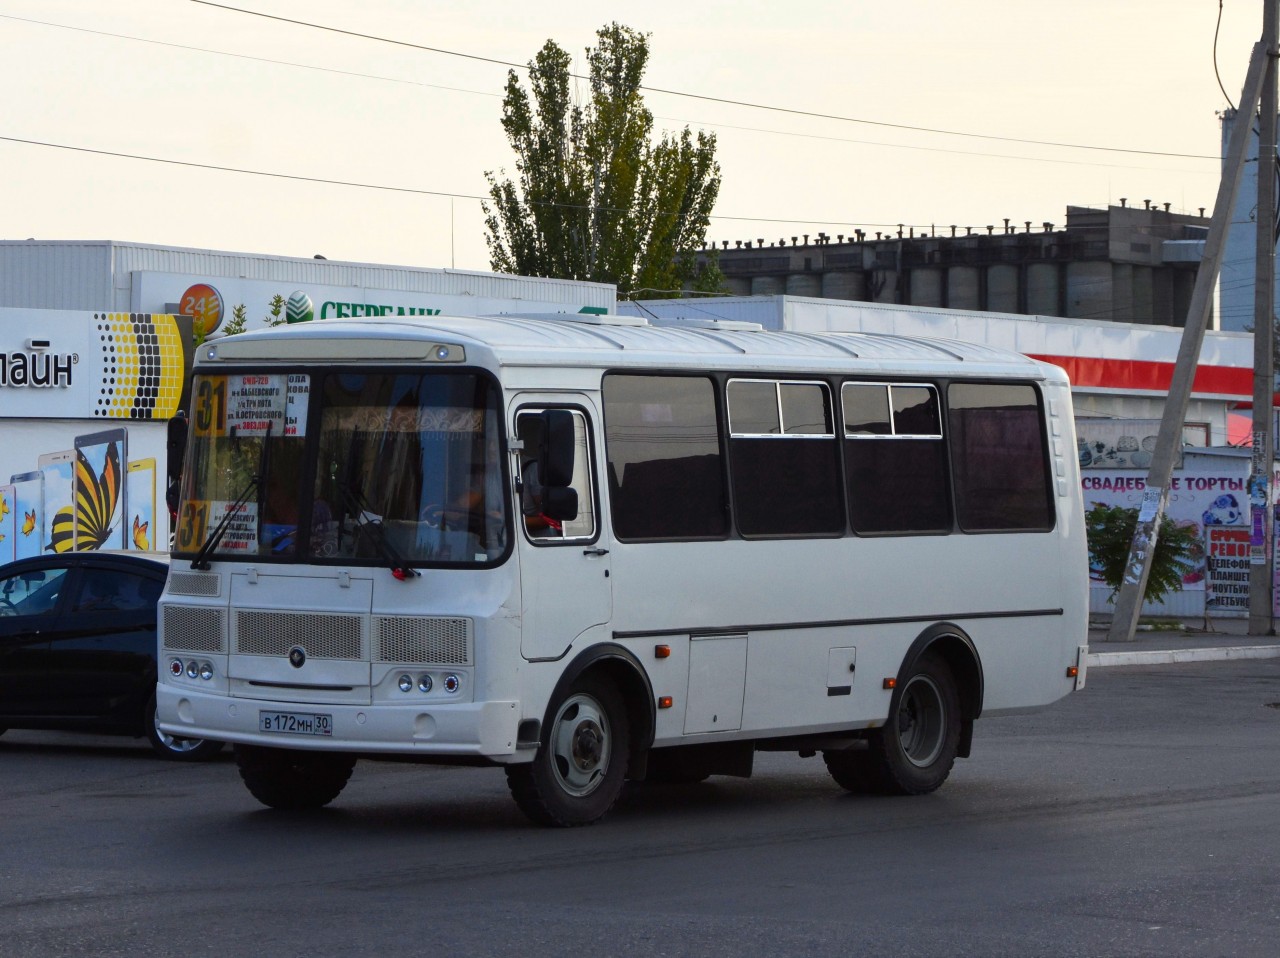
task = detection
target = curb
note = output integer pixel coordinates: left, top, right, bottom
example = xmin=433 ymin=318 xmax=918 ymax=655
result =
xmin=1086 ymin=645 xmax=1280 ymax=668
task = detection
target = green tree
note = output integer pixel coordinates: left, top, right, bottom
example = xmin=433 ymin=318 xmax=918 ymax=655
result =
xmin=483 ymin=23 xmax=722 ymax=296
xmin=221 ymin=303 xmax=249 ymax=337
xmin=1085 ymin=503 xmax=1199 ymax=605
xmin=264 ymin=294 xmax=287 ymax=327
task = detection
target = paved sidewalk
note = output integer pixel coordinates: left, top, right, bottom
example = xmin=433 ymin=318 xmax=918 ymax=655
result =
xmin=1086 ymin=616 xmax=1280 ymax=667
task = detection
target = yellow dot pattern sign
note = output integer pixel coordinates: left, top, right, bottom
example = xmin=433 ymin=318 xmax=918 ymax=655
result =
xmin=91 ymin=312 xmax=186 ymax=420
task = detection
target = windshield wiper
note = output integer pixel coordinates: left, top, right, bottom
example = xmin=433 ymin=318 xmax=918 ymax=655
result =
xmin=338 ymin=484 xmax=419 ymax=580
xmin=190 ymin=422 xmax=271 ymax=571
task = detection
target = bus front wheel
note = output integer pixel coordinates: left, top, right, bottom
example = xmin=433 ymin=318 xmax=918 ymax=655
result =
xmin=505 ymin=676 xmax=631 ymax=827
xmin=235 ymin=745 xmax=356 ymax=810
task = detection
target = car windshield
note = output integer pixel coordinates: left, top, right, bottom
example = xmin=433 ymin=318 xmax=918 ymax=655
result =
xmin=175 ymin=369 xmax=509 ymax=566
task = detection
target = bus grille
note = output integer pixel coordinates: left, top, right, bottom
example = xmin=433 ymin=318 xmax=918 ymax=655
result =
xmin=166 ymin=572 xmax=222 ymax=597
xmin=163 ymin=606 xmax=226 ymax=653
xmin=235 ymin=610 xmax=364 ymax=660
xmin=374 ymin=616 xmax=473 ymax=665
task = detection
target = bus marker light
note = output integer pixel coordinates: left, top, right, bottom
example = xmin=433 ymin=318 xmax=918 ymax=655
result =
xmin=658 ymin=696 xmax=673 ymax=709
xmin=443 ymin=674 xmax=460 ymax=693
xmin=170 ymin=659 xmax=183 ymax=677
xmin=882 ymin=678 xmax=897 ymax=690
xmin=1066 ymin=665 xmax=1079 ymax=678
xmin=654 ymin=645 xmax=670 ymax=659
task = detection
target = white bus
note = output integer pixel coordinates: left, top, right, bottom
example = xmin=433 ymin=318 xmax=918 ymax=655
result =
xmin=157 ymin=313 xmax=1089 ymax=826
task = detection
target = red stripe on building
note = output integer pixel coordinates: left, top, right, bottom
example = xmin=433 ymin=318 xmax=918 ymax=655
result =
xmin=1027 ymin=354 xmax=1252 ymax=399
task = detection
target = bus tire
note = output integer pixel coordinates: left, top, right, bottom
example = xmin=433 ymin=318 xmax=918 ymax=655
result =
xmin=821 ymin=748 xmax=878 ymax=793
xmin=505 ymin=675 xmax=630 ymax=827
xmin=235 ymin=745 xmax=356 ymax=810
xmin=865 ymin=652 xmax=961 ymax=795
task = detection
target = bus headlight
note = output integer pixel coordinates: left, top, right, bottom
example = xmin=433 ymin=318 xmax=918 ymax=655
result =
xmin=418 ymin=674 xmax=433 ymax=693
xmin=398 ymin=674 xmax=413 ymax=693
xmin=443 ymin=673 xmax=460 ymax=694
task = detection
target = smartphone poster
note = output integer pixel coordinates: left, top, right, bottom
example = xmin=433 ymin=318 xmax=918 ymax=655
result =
xmin=127 ymin=458 xmax=157 ymax=552
xmin=39 ymin=450 xmax=75 ymax=554
xmin=0 ymin=484 xmax=15 ymax=564
xmin=9 ymin=471 xmax=43 ymax=561
xmin=72 ymin=429 xmax=128 ymax=552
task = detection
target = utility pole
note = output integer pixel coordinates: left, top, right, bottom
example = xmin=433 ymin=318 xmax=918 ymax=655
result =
xmin=1107 ymin=41 xmax=1269 ymax=643
xmin=1249 ymin=1 xmax=1278 ymax=634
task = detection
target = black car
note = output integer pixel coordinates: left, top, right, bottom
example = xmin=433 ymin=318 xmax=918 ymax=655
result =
xmin=0 ymin=551 xmax=222 ymax=760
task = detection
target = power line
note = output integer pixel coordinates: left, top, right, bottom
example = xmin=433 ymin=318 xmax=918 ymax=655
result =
xmin=7 ymin=12 xmax=1210 ymax=174
xmin=189 ymin=0 xmax=1219 ymax=161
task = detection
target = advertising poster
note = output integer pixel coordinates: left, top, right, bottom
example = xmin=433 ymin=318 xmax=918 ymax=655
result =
xmin=8 ymin=471 xmax=42 ymax=561
xmin=127 ymin=458 xmax=157 ymax=551
xmin=1205 ymin=526 xmax=1251 ymax=618
xmin=73 ymin=429 xmax=128 ymax=552
xmin=39 ymin=450 xmax=74 ymax=554
xmin=0 ymin=484 xmax=14 ymax=564
xmin=1081 ymin=468 xmax=1248 ymax=593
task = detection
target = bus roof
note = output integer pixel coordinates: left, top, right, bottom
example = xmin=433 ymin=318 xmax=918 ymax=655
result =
xmin=202 ymin=313 xmax=1064 ymax=382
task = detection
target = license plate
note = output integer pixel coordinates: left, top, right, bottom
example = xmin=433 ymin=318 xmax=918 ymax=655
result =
xmin=259 ymin=711 xmax=333 ymax=737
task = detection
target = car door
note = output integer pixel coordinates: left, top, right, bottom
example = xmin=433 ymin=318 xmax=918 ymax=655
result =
xmin=44 ymin=561 xmax=162 ymax=726
xmin=0 ymin=561 xmax=73 ymax=719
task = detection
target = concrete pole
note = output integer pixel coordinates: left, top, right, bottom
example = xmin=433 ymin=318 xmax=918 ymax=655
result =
xmin=1107 ymin=42 xmax=1269 ymax=643
xmin=1249 ymin=4 xmax=1278 ymax=634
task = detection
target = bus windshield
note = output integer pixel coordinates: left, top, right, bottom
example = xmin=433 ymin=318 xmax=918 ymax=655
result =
xmin=175 ymin=369 xmax=508 ymax=566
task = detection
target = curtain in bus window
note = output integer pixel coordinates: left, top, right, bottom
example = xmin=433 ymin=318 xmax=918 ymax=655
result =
xmin=602 ymin=374 xmax=727 ymax=541
xmin=948 ymin=383 xmax=1053 ymax=532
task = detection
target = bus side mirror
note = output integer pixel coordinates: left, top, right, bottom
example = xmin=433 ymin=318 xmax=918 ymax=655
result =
xmin=166 ymin=413 xmax=189 ymax=482
xmin=541 ymin=409 xmax=576 ymax=487
xmin=541 ymin=485 xmax=579 ymax=522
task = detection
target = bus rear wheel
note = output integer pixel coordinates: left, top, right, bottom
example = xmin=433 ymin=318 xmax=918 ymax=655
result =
xmin=505 ymin=675 xmax=630 ymax=827
xmin=825 ymin=652 xmax=960 ymax=796
xmin=235 ymin=745 xmax=356 ymax=810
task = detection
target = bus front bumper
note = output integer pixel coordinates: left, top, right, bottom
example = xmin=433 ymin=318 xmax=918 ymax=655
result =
xmin=156 ymin=684 xmax=524 ymax=759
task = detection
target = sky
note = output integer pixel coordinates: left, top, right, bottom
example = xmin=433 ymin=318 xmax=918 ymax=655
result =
xmin=0 ymin=0 xmax=1267 ymax=283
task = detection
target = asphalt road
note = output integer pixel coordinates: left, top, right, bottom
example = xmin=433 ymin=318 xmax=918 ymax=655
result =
xmin=2 ymin=660 xmax=1278 ymax=958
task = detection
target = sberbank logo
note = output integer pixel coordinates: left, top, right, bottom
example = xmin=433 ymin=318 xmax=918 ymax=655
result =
xmin=319 ymin=301 xmax=442 ymax=319
xmin=286 ymin=291 xmax=314 ymax=324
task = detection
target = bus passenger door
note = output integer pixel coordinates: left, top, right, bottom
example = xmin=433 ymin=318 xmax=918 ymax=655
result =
xmin=513 ymin=401 xmax=613 ymax=660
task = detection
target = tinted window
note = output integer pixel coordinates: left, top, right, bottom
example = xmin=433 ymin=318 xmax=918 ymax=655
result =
xmin=73 ymin=568 xmax=157 ymax=613
xmin=948 ymin=383 xmax=1053 ymax=532
xmin=604 ymin=375 xmax=727 ymax=541
xmin=842 ymin=382 xmax=950 ymax=535
xmin=729 ymin=379 xmax=843 ymax=537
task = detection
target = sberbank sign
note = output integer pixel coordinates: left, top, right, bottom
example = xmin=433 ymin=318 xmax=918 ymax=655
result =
xmin=320 ymin=302 xmax=442 ymax=319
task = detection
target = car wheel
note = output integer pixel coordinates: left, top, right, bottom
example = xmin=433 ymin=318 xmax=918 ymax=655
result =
xmin=505 ymin=675 xmax=630 ymax=827
xmin=145 ymin=694 xmax=224 ymax=761
xmin=235 ymin=745 xmax=356 ymax=810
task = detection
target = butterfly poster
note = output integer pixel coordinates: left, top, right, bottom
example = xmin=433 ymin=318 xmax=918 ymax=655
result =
xmin=127 ymin=458 xmax=156 ymax=552
xmin=0 ymin=484 xmax=14 ymax=564
xmin=9 ymin=470 xmax=42 ymax=561
xmin=50 ymin=429 xmax=129 ymax=552
xmin=39 ymin=450 xmax=74 ymax=554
